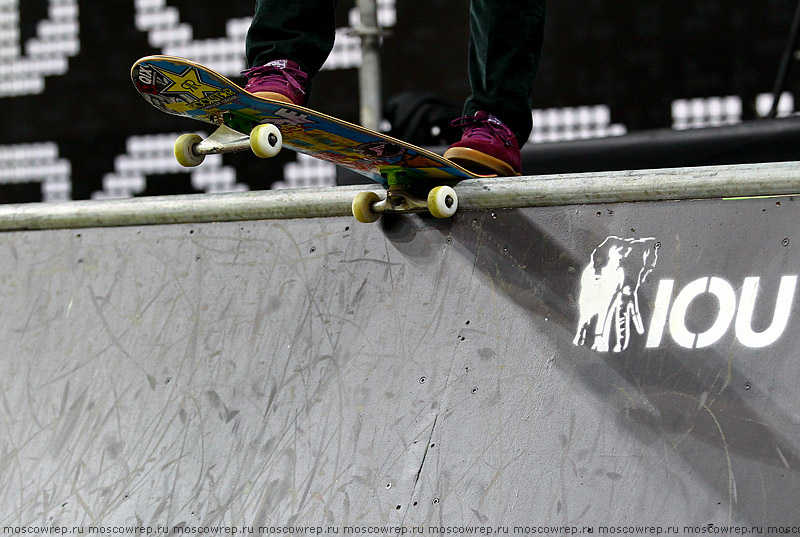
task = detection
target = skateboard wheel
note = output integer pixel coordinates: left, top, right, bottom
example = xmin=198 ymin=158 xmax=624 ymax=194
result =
xmin=352 ymin=191 xmax=381 ymax=223
xmin=174 ymin=133 xmax=205 ymax=167
xmin=427 ymin=185 xmax=458 ymax=218
xmin=250 ymin=123 xmax=282 ymax=158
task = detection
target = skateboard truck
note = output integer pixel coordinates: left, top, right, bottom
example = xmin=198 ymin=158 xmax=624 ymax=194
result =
xmin=173 ymin=123 xmax=283 ymax=167
xmin=352 ymin=169 xmax=458 ymax=223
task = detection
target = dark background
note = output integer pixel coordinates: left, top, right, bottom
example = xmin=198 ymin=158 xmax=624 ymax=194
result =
xmin=2 ymin=0 xmax=797 ymax=203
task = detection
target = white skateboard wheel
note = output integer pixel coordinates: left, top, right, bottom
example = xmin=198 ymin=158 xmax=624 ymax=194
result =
xmin=250 ymin=123 xmax=282 ymax=158
xmin=427 ymin=185 xmax=458 ymax=218
xmin=174 ymin=133 xmax=205 ymax=167
xmin=352 ymin=191 xmax=381 ymax=223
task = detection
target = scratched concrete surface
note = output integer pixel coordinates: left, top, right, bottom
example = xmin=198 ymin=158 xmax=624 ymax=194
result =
xmin=1 ymin=198 xmax=799 ymax=528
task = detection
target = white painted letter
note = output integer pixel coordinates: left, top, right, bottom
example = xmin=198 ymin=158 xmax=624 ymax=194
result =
xmin=735 ymin=276 xmax=797 ymax=348
xmin=669 ymin=277 xmax=737 ymax=348
xmin=646 ymin=279 xmax=674 ymax=348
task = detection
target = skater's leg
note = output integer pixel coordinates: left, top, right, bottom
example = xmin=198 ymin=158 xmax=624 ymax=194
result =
xmin=243 ymin=0 xmax=337 ymax=104
xmin=464 ymin=0 xmax=546 ymax=145
xmin=445 ymin=0 xmax=546 ymax=175
xmin=246 ymin=0 xmax=338 ymax=76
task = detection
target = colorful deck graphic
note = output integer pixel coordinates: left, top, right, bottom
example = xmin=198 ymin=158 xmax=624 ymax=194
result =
xmin=132 ymin=56 xmax=485 ymax=184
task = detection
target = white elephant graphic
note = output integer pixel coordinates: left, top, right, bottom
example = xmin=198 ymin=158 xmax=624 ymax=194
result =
xmin=573 ymin=236 xmax=658 ymax=353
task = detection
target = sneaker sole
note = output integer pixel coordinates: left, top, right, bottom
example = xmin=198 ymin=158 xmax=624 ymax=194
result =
xmin=250 ymin=91 xmax=295 ymax=105
xmin=443 ymin=147 xmax=521 ymax=177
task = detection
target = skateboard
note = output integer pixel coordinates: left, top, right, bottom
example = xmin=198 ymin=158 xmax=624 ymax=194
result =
xmin=131 ymin=55 xmax=492 ymax=223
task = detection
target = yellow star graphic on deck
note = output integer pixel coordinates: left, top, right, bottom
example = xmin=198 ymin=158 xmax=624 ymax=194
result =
xmin=155 ymin=66 xmax=221 ymax=100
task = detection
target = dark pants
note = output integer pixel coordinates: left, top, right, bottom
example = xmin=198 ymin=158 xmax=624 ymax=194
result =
xmin=246 ymin=0 xmax=546 ymax=145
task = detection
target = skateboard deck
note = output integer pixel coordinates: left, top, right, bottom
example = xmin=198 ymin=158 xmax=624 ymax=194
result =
xmin=131 ymin=55 xmax=488 ymax=186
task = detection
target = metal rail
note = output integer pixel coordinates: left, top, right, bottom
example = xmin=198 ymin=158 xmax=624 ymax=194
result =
xmin=354 ymin=0 xmax=383 ymax=131
xmin=0 ymin=162 xmax=798 ymax=231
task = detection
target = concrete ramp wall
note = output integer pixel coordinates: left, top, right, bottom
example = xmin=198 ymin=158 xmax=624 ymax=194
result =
xmin=1 ymin=173 xmax=799 ymax=530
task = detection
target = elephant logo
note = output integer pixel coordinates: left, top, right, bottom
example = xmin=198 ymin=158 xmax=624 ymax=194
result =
xmin=573 ymin=236 xmax=659 ymax=353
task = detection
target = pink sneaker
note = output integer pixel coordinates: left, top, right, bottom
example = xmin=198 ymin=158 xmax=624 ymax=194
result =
xmin=242 ymin=60 xmax=310 ymax=106
xmin=444 ymin=111 xmax=522 ymax=176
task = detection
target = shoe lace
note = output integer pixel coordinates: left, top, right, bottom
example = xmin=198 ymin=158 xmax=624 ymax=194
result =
xmin=242 ymin=65 xmax=307 ymax=95
xmin=451 ymin=115 xmax=514 ymax=147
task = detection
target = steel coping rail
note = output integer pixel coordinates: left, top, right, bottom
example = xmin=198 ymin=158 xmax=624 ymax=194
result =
xmin=0 ymin=161 xmax=798 ymax=231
